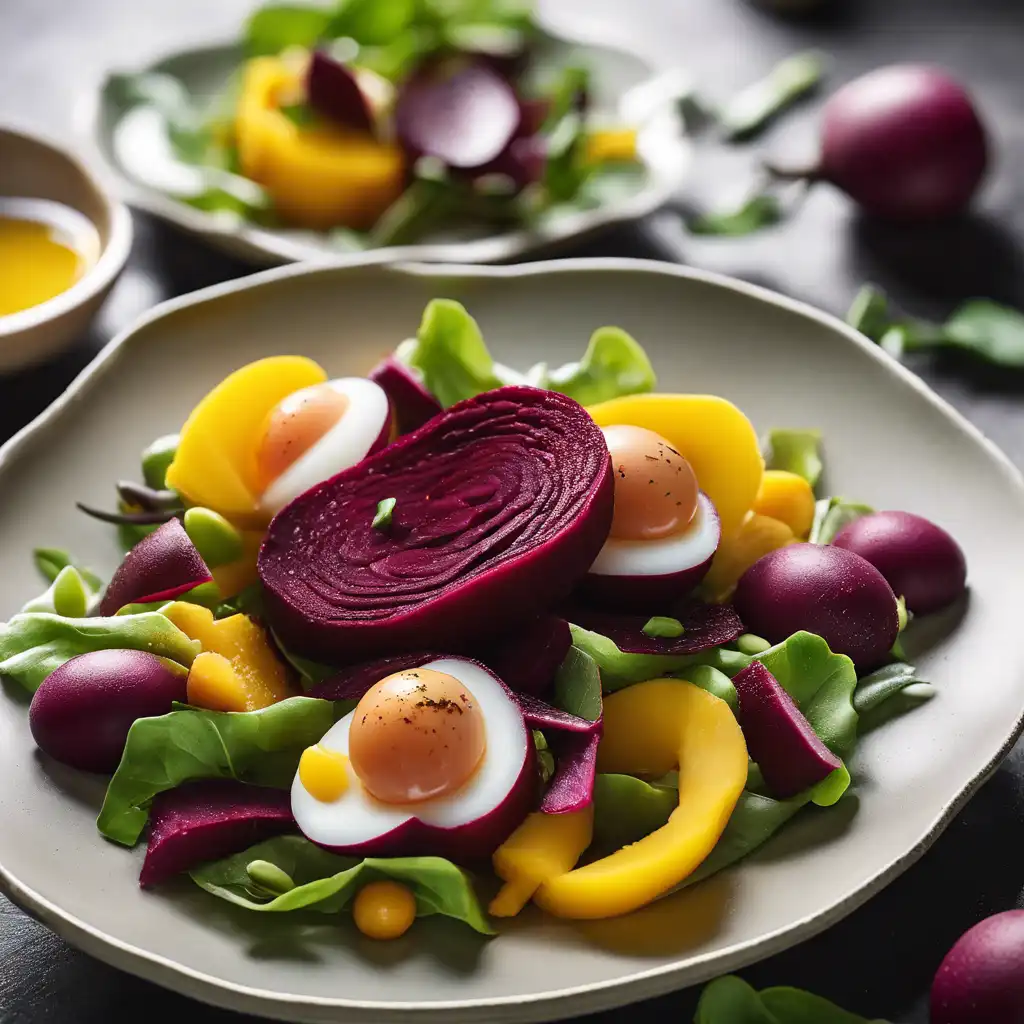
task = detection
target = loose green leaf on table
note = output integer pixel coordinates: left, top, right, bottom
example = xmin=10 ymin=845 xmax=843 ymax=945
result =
xmin=846 ymin=285 xmax=892 ymax=343
xmin=809 ymin=496 xmax=874 ymax=545
xmin=553 ymin=645 xmax=602 ymax=722
xmin=764 ymin=428 xmax=823 ymax=489
xmin=33 ymin=548 xmax=104 ymax=591
xmin=0 ymin=612 xmax=199 ymax=694
xmin=695 ymin=975 xmax=890 ymax=1024
xmin=568 ymin=623 xmax=751 ymax=691
xmin=191 ymin=834 xmax=493 ymax=933
xmin=721 ymin=50 xmax=825 ymax=141
xmin=940 ymin=299 xmax=1024 ymax=368
xmin=98 ymin=697 xmax=335 ymax=846
xmin=688 ymin=192 xmax=783 ymax=236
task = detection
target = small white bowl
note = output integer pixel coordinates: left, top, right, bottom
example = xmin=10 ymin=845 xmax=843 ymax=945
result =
xmin=0 ymin=126 xmax=132 ymax=372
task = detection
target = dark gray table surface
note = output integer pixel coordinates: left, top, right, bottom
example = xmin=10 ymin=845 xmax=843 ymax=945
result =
xmin=1 ymin=0 xmax=1023 ymax=1021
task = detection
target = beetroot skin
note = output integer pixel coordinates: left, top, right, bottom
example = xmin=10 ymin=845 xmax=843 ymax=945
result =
xmin=734 ymin=543 xmax=899 ymax=669
xmin=30 ymin=650 xmax=188 ymax=773
xmin=931 ymin=910 xmax=1024 ymax=1024
xmin=100 ymin=518 xmax=212 ymax=615
xmin=480 ymin=616 xmax=572 ymax=697
xmin=260 ymin=387 xmax=613 ymax=663
xmin=566 ymin=600 xmax=744 ymax=656
xmin=140 ymin=780 xmax=294 ymax=887
xmin=832 ymin=510 xmax=967 ymax=615
xmin=306 ymin=50 xmax=374 ymax=134
xmin=368 ymin=356 xmax=443 ymax=435
xmin=732 ymin=661 xmax=843 ymax=799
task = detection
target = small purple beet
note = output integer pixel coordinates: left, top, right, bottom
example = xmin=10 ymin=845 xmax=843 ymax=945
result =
xmin=931 ymin=910 xmax=1024 ymax=1023
xmin=734 ymin=543 xmax=899 ymax=669
xmin=832 ymin=510 xmax=967 ymax=615
xmin=100 ymin=518 xmax=212 ymax=616
xmin=395 ymin=59 xmax=522 ymax=170
xmin=367 ymin=356 xmax=443 ymax=435
xmin=140 ymin=780 xmax=294 ymax=887
xmin=30 ymin=650 xmax=188 ymax=772
xmin=732 ymin=660 xmax=843 ymax=799
xmin=306 ymin=50 xmax=374 ymax=134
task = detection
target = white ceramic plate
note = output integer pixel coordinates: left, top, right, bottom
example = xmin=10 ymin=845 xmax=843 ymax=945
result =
xmin=1 ymin=259 xmax=1022 ymax=1023
xmin=85 ymin=32 xmax=690 ymax=266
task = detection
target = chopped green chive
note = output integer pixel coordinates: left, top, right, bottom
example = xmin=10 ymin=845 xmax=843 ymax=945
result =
xmin=642 ymin=616 xmax=685 ymax=639
xmin=372 ymin=497 xmax=397 ymax=531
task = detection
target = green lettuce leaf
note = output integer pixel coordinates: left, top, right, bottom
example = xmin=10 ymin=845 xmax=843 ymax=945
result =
xmin=245 ymin=4 xmax=332 ymax=56
xmin=591 ymin=774 xmax=677 ymax=853
xmin=190 ymin=835 xmax=493 ymax=934
xmin=32 ymin=548 xmax=103 ymax=590
xmin=553 ymin=645 xmax=602 ymax=722
xmin=568 ymin=623 xmax=750 ymax=691
xmin=539 ymin=326 xmax=656 ymax=407
xmin=809 ymin=496 xmax=874 ymax=545
xmin=755 ymin=631 xmax=858 ymax=759
xmin=764 ymin=428 xmax=823 ymax=489
xmin=695 ymin=975 xmax=889 ymax=1023
xmin=0 ymin=612 xmax=199 ymax=693
xmin=98 ymin=697 xmax=335 ymax=846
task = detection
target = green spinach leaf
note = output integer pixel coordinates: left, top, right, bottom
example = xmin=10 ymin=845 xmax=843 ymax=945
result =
xmin=245 ymin=4 xmax=332 ymax=56
xmin=591 ymin=774 xmax=677 ymax=853
xmin=764 ymin=428 xmax=822 ymax=489
xmin=940 ymin=299 xmax=1024 ymax=367
xmin=688 ymin=193 xmax=782 ymax=236
xmin=191 ymin=834 xmax=493 ymax=933
xmin=695 ymin=975 xmax=889 ymax=1023
xmin=98 ymin=697 xmax=334 ymax=846
xmin=553 ymin=645 xmax=602 ymax=722
xmin=0 ymin=612 xmax=199 ymax=693
xmin=809 ymin=496 xmax=874 ymax=545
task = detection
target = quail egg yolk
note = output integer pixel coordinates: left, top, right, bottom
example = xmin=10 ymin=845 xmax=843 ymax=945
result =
xmin=298 ymin=744 xmax=350 ymax=803
xmin=603 ymin=424 xmax=700 ymax=541
xmin=348 ymin=668 xmax=486 ymax=805
xmin=255 ymin=382 xmax=349 ymax=491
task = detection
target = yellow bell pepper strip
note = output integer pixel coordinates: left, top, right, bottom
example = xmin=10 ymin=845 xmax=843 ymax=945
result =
xmin=489 ymin=807 xmax=595 ymax=918
xmin=235 ymin=56 xmax=406 ymax=232
xmin=703 ymin=512 xmax=795 ymax=603
xmin=533 ymin=680 xmax=746 ymax=919
xmin=164 ymin=602 xmax=297 ymax=711
xmin=753 ymin=470 xmax=816 ymax=538
xmin=585 ymin=128 xmax=638 ymax=165
xmin=165 ymin=356 xmax=327 ymax=527
xmin=587 ymin=393 xmax=764 ymax=539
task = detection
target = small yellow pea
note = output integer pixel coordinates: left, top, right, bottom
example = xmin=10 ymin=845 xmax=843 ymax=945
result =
xmin=352 ymin=881 xmax=417 ymax=940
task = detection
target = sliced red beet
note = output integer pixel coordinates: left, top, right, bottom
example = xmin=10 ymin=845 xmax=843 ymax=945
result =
xmin=368 ymin=356 xmax=443 ymax=435
xmin=732 ymin=660 xmax=843 ymax=799
xmin=99 ymin=518 xmax=212 ymax=616
xmin=480 ymin=616 xmax=571 ymax=697
xmin=140 ymin=780 xmax=294 ymax=887
xmin=306 ymin=50 xmax=374 ymax=134
xmin=566 ymin=600 xmax=744 ymax=655
xmin=260 ymin=387 xmax=613 ymax=663
xmin=395 ymin=58 xmax=523 ymax=170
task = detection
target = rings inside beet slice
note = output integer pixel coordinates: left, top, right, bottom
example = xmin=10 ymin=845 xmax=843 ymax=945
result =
xmin=260 ymin=387 xmax=613 ymax=663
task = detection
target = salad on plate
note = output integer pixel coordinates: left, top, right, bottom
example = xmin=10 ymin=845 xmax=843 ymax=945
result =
xmin=105 ymin=0 xmax=652 ymax=250
xmin=1 ymin=299 xmax=968 ymax=942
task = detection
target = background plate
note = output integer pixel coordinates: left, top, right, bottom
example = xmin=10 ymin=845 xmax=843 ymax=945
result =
xmin=88 ymin=34 xmax=690 ymax=266
xmin=0 ymin=259 xmax=1022 ymax=1022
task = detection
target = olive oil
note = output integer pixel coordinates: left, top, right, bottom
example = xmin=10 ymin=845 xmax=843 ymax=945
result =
xmin=0 ymin=198 xmax=98 ymax=319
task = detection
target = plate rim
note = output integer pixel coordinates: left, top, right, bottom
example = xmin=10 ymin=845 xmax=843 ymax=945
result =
xmin=76 ymin=34 xmax=690 ymax=268
xmin=2 ymin=256 xmax=1023 ymax=1022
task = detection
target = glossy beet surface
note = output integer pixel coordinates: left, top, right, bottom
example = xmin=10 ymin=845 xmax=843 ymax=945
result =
xmin=30 ymin=650 xmax=188 ymax=772
xmin=820 ymin=64 xmax=988 ymax=220
xmin=99 ymin=518 xmax=211 ymax=615
xmin=832 ymin=510 xmax=967 ymax=614
xmin=931 ymin=910 xmax=1024 ymax=1024
xmin=140 ymin=780 xmax=294 ymax=887
xmin=367 ymin=356 xmax=443 ymax=435
xmin=733 ymin=660 xmax=843 ymax=798
xmin=305 ymin=51 xmax=374 ymax=134
xmin=260 ymin=387 xmax=613 ymax=663
xmin=734 ymin=543 xmax=899 ymax=669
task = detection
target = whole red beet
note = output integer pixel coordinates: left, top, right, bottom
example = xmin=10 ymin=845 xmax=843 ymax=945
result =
xmin=832 ymin=510 xmax=967 ymax=614
xmin=931 ymin=910 xmax=1024 ymax=1023
xmin=30 ymin=649 xmax=188 ymax=772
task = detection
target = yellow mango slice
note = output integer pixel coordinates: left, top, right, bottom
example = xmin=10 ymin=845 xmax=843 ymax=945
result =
xmin=753 ymin=470 xmax=815 ymax=538
xmin=489 ymin=807 xmax=595 ymax=917
xmin=587 ymin=394 xmax=764 ymax=539
xmin=703 ymin=512 xmax=795 ymax=602
xmin=165 ymin=356 xmax=327 ymax=526
xmin=534 ymin=681 xmax=746 ymax=919
xmin=165 ymin=603 xmax=296 ymax=711
xmin=236 ymin=57 xmax=406 ymax=231
xmin=187 ymin=651 xmax=252 ymax=712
